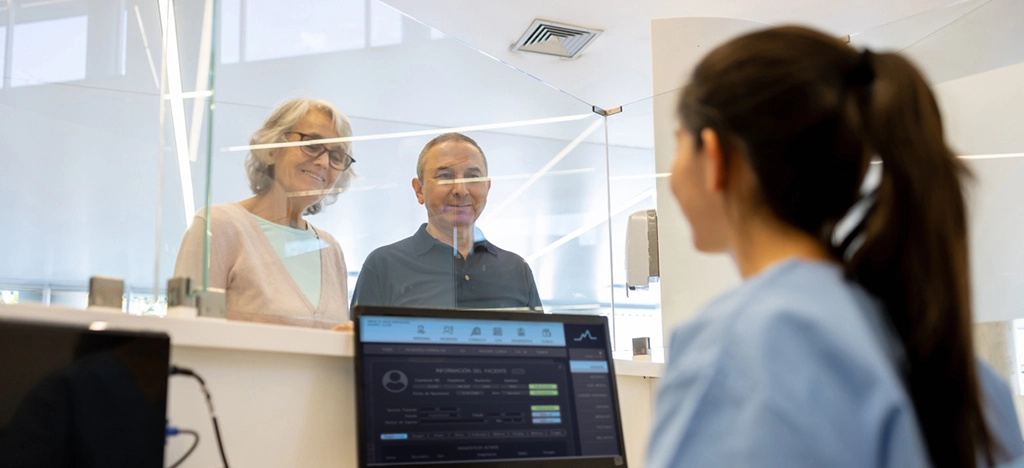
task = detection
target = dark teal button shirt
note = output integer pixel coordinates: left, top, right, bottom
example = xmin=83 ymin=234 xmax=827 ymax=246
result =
xmin=352 ymin=224 xmax=542 ymax=311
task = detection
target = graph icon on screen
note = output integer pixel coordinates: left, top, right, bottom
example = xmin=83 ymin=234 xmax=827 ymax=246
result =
xmin=574 ymin=330 xmax=597 ymax=341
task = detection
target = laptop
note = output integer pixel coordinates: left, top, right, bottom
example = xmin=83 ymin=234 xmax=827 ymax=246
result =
xmin=354 ymin=306 xmax=628 ymax=468
xmin=0 ymin=319 xmax=171 ymax=468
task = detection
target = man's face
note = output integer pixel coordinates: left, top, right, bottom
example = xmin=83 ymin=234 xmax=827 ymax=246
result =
xmin=413 ymin=141 xmax=491 ymax=235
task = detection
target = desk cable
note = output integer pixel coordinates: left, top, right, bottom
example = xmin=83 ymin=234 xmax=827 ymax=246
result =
xmin=165 ymin=427 xmax=199 ymax=468
xmin=170 ymin=365 xmax=231 ymax=468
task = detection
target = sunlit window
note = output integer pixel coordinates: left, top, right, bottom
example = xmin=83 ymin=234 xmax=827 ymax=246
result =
xmin=0 ymin=26 xmax=6 ymax=88
xmin=50 ymin=290 xmax=89 ymax=309
xmin=1 ymin=291 xmax=18 ymax=305
xmin=128 ymin=294 xmax=167 ymax=316
xmin=244 ymin=0 xmax=366 ymax=62
xmin=11 ymin=15 xmax=87 ymax=87
xmin=0 ymin=288 xmax=43 ymax=304
xmin=223 ymin=0 xmax=408 ymax=63
xmin=369 ymin=0 xmax=401 ymax=48
xmin=220 ymin=0 xmax=240 ymax=63
xmin=118 ymin=7 xmax=127 ymax=75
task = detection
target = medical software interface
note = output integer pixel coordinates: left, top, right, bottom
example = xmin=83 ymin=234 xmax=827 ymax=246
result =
xmin=358 ymin=315 xmax=623 ymax=466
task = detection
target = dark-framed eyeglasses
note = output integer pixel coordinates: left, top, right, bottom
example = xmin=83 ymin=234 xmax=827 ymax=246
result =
xmin=285 ymin=132 xmax=355 ymax=171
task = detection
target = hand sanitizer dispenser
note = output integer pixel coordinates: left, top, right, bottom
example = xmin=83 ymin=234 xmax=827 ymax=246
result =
xmin=625 ymin=209 xmax=660 ymax=292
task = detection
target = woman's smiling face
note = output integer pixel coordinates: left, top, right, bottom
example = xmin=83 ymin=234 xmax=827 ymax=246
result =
xmin=271 ymin=109 xmax=343 ymax=201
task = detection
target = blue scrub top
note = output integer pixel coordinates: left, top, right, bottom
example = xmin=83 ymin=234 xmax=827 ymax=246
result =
xmin=648 ymin=259 xmax=1024 ymax=468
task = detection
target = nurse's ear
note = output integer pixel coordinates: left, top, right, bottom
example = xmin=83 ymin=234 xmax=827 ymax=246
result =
xmin=708 ymin=126 xmax=765 ymax=208
xmin=699 ymin=128 xmax=728 ymax=195
xmin=701 ymin=127 xmax=754 ymax=201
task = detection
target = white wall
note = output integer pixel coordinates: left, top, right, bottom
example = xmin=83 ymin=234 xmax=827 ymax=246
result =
xmin=934 ymin=61 xmax=1024 ymax=323
xmin=650 ymin=16 xmax=1024 ymax=337
xmin=649 ymin=18 xmax=766 ymax=344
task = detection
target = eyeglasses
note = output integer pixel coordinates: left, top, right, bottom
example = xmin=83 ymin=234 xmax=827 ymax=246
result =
xmin=285 ymin=132 xmax=355 ymax=171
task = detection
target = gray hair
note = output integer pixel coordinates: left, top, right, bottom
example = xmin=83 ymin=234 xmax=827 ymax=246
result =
xmin=244 ymin=98 xmax=355 ymax=216
xmin=416 ymin=132 xmax=487 ymax=180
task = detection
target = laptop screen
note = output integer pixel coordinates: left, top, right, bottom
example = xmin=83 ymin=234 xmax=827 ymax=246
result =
xmin=354 ymin=307 xmax=627 ymax=468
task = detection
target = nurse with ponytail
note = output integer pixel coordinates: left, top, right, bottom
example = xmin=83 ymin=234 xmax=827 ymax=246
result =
xmin=648 ymin=26 xmax=1024 ymax=468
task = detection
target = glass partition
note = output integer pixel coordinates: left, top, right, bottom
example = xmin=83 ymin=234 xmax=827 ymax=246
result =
xmin=604 ymin=97 xmax=661 ymax=358
xmin=167 ymin=0 xmax=623 ymax=332
xmin=153 ymin=0 xmax=216 ymax=316
xmin=4 ymin=0 xmax=1021 ymax=359
xmin=0 ymin=0 xmax=165 ymax=312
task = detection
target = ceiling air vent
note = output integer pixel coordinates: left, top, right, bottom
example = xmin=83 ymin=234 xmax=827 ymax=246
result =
xmin=512 ymin=19 xmax=602 ymax=59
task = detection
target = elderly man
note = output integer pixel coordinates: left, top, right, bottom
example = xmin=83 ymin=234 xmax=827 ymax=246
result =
xmin=352 ymin=133 xmax=542 ymax=310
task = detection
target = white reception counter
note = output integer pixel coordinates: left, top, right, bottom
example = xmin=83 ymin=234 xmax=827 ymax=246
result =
xmin=0 ymin=303 xmax=663 ymax=468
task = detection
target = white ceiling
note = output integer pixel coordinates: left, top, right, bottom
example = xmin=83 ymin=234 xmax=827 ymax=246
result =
xmin=382 ymin=0 xmax=960 ymax=109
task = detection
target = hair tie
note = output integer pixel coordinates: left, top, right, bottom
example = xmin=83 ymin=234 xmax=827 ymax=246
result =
xmin=846 ymin=49 xmax=875 ymax=88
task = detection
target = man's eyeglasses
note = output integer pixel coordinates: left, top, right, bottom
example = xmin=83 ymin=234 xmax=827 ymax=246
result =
xmin=285 ymin=132 xmax=355 ymax=171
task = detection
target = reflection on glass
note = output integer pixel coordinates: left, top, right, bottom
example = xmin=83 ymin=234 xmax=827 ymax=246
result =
xmin=352 ymin=133 xmax=543 ymax=311
xmin=173 ymin=98 xmax=355 ymax=328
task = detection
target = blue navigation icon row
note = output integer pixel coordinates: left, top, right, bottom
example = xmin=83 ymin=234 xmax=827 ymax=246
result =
xmin=360 ymin=316 xmax=567 ymax=347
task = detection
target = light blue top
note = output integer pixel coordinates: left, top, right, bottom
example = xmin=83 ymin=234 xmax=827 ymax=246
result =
xmin=252 ymin=215 xmax=324 ymax=308
xmin=648 ymin=259 xmax=1024 ymax=468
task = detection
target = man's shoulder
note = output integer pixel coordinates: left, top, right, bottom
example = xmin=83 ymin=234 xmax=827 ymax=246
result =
xmin=365 ymin=233 xmax=421 ymax=262
xmin=482 ymin=241 xmax=529 ymax=266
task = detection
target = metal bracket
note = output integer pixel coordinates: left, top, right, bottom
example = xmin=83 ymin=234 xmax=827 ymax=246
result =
xmin=591 ymin=105 xmax=623 ymax=117
xmin=166 ymin=277 xmax=195 ymax=308
xmin=195 ymin=288 xmax=227 ymax=319
xmin=87 ymin=276 xmax=124 ymax=311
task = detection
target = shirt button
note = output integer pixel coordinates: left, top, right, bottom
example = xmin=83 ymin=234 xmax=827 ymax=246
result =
xmin=464 ymin=275 xmax=470 ymax=281
xmin=314 ymin=313 xmax=322 ymax=320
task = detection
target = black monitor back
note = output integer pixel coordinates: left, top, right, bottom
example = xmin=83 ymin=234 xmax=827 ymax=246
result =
xmin=0 ymin=319 xmax=170 ymax=468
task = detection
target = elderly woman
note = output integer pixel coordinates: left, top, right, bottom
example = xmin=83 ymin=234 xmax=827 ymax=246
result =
xmin=174 ymin=98 xmax=355 ymax=328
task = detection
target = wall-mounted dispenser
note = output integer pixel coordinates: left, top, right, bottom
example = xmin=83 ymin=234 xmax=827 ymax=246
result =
xmin=625 ymin=209 xmax=660 ymax=292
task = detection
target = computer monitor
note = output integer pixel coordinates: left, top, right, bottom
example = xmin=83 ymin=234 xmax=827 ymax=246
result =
xmin=354 ymin=306 xmax=628 ymax=468
xmin=0 ymin=319 xmax=171 ymax=468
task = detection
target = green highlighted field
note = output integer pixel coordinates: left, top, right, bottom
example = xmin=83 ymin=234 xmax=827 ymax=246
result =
xmin=531 ymin=405 xmax=560 ymax=411
xmin=528 ymin=384 xmax=558 ymax=390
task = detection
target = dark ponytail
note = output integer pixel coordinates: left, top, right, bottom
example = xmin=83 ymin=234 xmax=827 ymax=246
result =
xmin=678 ymin=26 xmax=998 ymax=467
xmin=849 ymin=51 xmax=995 ymax=467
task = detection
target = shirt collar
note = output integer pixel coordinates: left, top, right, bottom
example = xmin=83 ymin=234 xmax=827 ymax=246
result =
xmin=412 ymin=223 xmax=497 ymax=257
